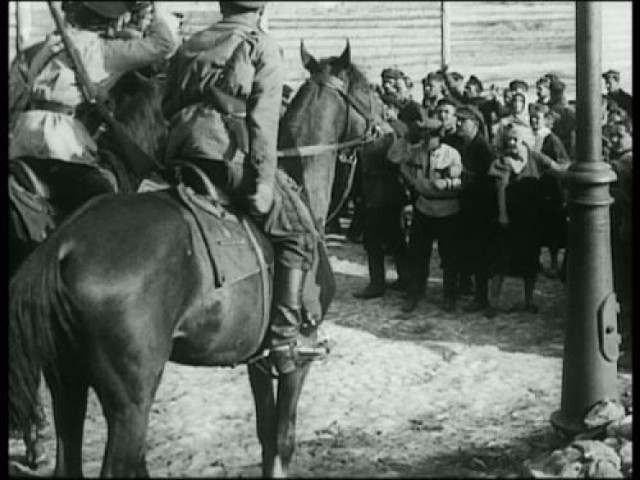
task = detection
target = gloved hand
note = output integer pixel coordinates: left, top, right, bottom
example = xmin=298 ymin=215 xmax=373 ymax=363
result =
xmin=248 ymin=182 xmax=274 ymax=215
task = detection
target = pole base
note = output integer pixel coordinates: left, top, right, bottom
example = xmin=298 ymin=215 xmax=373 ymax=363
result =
xmin=550 ymin=409 xmax=587 ymax=438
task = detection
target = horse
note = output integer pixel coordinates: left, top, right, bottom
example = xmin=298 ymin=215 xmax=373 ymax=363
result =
xmin=9 ymin=40 xmax=381 ymax=477
xmin=8 ymin=68 xmax=168 ymax=472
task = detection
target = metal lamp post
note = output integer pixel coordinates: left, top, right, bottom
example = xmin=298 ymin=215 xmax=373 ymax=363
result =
xmin=550 ymin=1 xmax=621 ymax=436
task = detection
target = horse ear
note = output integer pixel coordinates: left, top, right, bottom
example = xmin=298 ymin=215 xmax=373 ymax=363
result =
xmin=300 ymin=40 xmax=319 ymax=73
xmin=337 ymin=39 xmax=351 ymax=69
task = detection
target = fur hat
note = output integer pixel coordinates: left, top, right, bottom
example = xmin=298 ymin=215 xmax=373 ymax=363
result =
xmin=466 ymin=75 xmax=484 ymax=92
xmin=81 ymin=2 xmax=131 ymax=19
xmin=224 ymin=1 xmax=267 ymax=11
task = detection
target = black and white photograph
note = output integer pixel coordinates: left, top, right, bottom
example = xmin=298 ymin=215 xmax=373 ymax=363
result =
xmin=8 ymin=1 xmax=632 ymax=477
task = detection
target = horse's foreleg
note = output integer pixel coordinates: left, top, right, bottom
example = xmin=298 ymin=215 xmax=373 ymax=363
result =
xmin=273 ymin=363 xmax=312 ymax=478
xmin=49 ymin=376 xmax=88 ymax=478
xmin=248 ymin=364 xmax=277 ymax=477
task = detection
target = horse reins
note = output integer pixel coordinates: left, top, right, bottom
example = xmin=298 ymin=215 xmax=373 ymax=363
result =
xmin=277 ymin=74 xmax=379 ymax=224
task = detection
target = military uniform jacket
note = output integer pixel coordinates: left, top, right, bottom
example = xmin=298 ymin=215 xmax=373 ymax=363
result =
xmin=162 ymin=15 xmax=283 ymax=189
xmin=9 ymin=16 xmax=176 ymax=164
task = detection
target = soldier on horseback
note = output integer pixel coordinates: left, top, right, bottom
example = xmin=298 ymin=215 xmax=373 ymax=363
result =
xmin=9 ymin=1 xmax=178 ymax=198
xmin=162 ymin=1 xmax=329 ymax=375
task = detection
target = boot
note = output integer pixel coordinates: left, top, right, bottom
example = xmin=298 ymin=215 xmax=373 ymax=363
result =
xmin=388 ymin=251 xmax=410 ymax=291
xmin=268 ymin=267 xmax=329 ymax=375
xmin=353 ymin=252 xmax=386 ymax=299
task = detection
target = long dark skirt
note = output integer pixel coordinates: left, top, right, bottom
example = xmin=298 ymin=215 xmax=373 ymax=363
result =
xmin=488 ymin=178 xmax=542 ymax=277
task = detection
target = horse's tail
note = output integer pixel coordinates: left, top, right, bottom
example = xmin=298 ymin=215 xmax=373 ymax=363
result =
xmin=9 ymin=233 xmax=76 ymax=431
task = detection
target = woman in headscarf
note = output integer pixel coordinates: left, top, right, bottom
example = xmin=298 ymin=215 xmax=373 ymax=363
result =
xmin=484 ymin=124 xmax=569 ymax=318
xmin=492 ymin=89 xmax=534 ymax=153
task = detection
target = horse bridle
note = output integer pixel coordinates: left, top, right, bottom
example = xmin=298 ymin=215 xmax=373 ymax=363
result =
xmin=277 ymin=74 xmax=379 ymax=224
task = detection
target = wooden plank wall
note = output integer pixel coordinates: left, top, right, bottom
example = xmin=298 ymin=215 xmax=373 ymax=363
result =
xmin=447 ymin=1 xmax=633 ymax=102
xmin=268 ymin=1 xmax=442 ymax=92
xmin=8 ymin=1 xmax=632 ymax=103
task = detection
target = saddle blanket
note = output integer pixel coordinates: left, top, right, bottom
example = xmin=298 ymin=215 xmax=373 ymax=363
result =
xmin=175 ymin=183 xmax=274 ymax=289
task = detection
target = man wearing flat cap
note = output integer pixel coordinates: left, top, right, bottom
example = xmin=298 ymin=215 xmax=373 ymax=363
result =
xmin=420 ymin=72 xmax=446 ymax=125
xmin=381 ymin=68 xmax=402 ymax=97
xmin=454 ymin=104 xmax=495 ymax=311
xmin=162 ymin=1 xmax=328 ymax=375
xmin=388 ymin=121 xmax=463 ymax=313
xmin=352 ymin=93 xmax=411 ymax=300
xmin=602 ymin=69 xmax=632 ymax=118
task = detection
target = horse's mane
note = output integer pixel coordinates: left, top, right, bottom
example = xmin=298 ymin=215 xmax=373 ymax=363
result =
xmin=104 ymin=72 xmax=167 ymax=160
xmin=341 ymin=63 xmax=370 ymax=95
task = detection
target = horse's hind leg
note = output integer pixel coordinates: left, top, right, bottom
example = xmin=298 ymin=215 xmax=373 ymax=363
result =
xmin=248 ymin=364 xmax=277 ymax=477
xmin=97 ymin=365 xmax=165 ymax=478
xmin=273 ymin=363 xmax=312 ymax=478
xmin=23 ymin=380 xmax=48 ymax=469
xmin=48 ymin=375 xmax=89 ymax=477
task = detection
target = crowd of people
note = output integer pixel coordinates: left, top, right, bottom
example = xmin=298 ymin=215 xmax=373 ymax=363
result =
xmin=346 ymin=64 xmax=632 ymax=338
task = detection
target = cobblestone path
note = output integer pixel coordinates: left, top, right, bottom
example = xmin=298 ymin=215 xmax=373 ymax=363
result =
xmin=9 ymin=242 xmax=631 ymax=477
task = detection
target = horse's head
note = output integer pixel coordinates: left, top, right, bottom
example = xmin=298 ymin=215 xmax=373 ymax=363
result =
xmin=279 ymin=40 xmax=380 ymax=230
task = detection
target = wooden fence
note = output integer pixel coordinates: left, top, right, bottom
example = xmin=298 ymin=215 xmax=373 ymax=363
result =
xmin=8 ymin=1 xmax=632 ymax=102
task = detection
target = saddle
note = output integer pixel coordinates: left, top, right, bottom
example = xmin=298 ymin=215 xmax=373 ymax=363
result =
xmin=167 ymin=161 xmax=333 ymax=342
xmin=9 ymin=159 xmax=55 ymax=243
xmin=9 ymin=157 xmax=122 ymax=243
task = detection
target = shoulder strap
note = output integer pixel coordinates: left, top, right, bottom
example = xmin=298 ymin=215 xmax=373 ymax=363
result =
xmin=26 ymin=37 xmax=65 ymax=90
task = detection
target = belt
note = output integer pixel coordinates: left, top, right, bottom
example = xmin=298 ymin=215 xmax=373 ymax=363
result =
xmin=30 ymin=100 xmax=76 ymax=116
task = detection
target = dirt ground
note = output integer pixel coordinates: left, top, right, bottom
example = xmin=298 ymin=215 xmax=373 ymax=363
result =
xmin=8 ymin=239 xmax=632 ymax=478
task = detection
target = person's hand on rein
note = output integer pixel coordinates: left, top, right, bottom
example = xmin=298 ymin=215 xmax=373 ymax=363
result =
xmin=248 ymin=182 xmax=275 ymax=216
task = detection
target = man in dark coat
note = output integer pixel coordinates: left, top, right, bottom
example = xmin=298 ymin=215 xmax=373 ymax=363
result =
xmin=353 ymin=94 xmax=410 ymax=298
xmin=419 ymin=72 xmax=447 ymax=129
xmin=455 ymin=105 xmax=496 ymax=311
xmin=602 ymin=69 xmax=632 ymax=118
xmin=535 ymin=75 xmax=576 ymax=158
xmin=607 ymin=118 xmax=632 ymax=350
xmin=461 ymin=75 xmax=500 ymax=141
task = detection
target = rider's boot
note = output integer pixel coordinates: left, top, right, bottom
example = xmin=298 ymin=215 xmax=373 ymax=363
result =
xmin=353 ymin=251 xmax=386 ymax=299
xmin=268 ymin=266 xmax=329 ymax=375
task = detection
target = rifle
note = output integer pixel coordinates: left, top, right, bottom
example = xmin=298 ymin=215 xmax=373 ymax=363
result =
xmin=47 ymin=0 xmax=161 ymax=178
xmin=15 ymin=2 xmax=23 ymax=59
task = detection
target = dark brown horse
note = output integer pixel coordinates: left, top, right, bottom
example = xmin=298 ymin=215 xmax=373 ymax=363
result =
xmin=9 ymin=41 xmax=379 ymax=477
xmin=8 ymin=68 xmax=167 ymax=472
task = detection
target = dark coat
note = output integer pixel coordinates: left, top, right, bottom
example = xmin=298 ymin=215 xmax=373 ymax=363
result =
xmin=360 ymin=118 xmax=408 ymax=210
xmin=607 ymin=89 xmax=633 ymax=117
